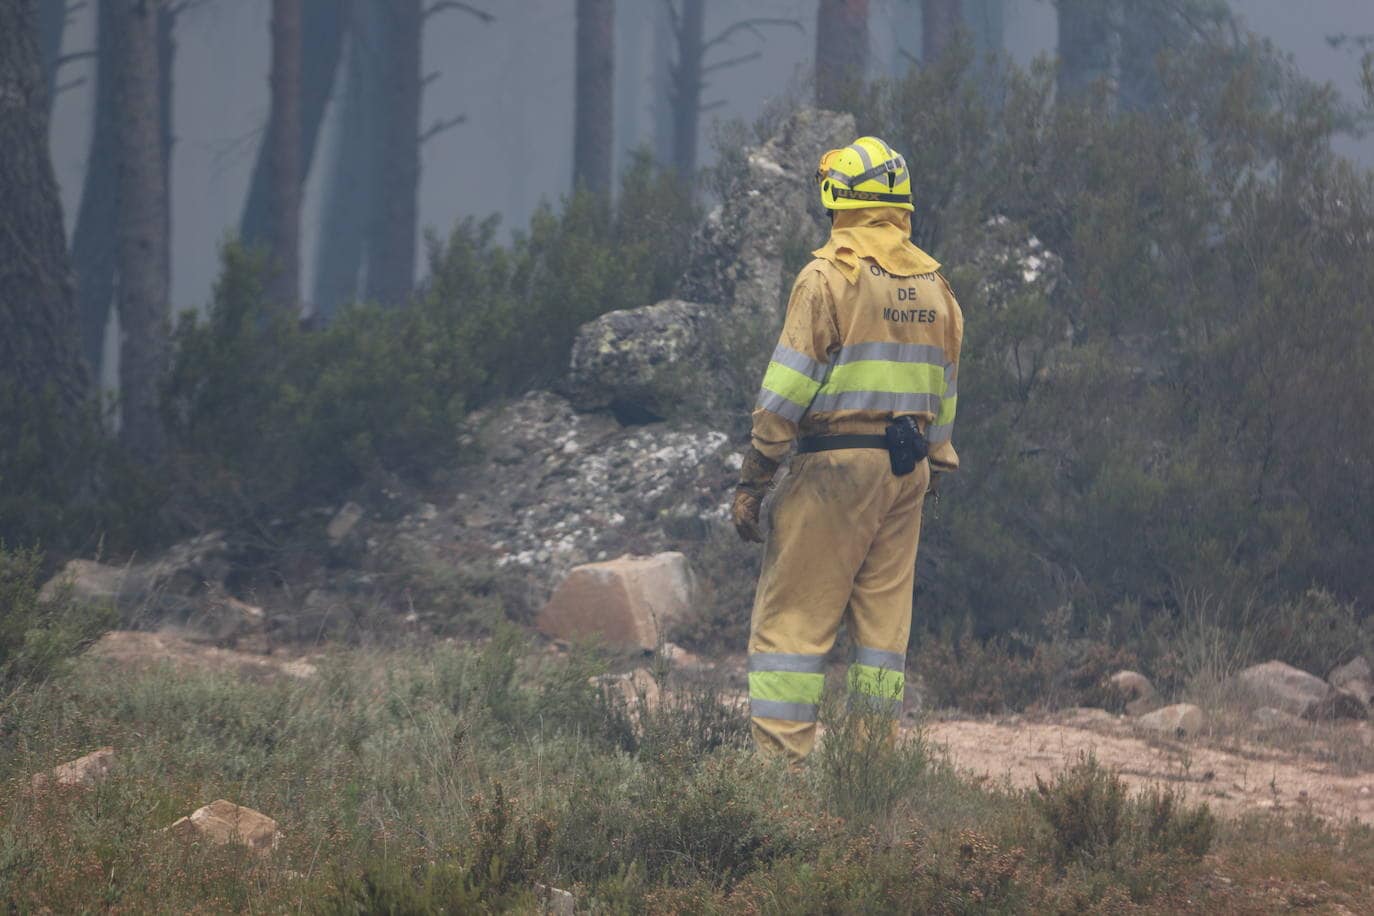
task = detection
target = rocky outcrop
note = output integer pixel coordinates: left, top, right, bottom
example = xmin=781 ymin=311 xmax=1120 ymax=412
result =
xmin=380 ymin=392 xmax=736 ymax=619
xmin=31 ymin=747 xmax=117 ymax=790
xmin=537 ymin=553 xmax=693 ymax=651
xmin=169 ymin=800 xmax=280 ymax=856
xmin=40 ymin=532 xmax=232 ymax=628
xmin=679 ymin=109 xmax=856 ymax=324
xmin=562 ymin=299 xmax=731 ymax=422
xmin=566 ymin=109 xmax=855 ymax=422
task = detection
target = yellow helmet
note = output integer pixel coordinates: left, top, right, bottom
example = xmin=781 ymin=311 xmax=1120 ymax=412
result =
xmin=815 ymin=136 xmax=913 ymax=212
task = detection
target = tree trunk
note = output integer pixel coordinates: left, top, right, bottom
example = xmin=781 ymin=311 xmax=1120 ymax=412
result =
xmin=156 ymin=2 xmax=173 ymax=297
xmin=963 ymin=0 xmax=1004 ymax=62
xmin=573 ymin=0 xmax=614 ymax=196
xmin=1118 ymin=1 xmax=1166 ymax=112
xmin=38 ymin=0 xmax=64 ymax=107
xmin=239 ymin=0 xmax=347 ymax=249
xmin=71 ymin=0 xmax=119 ymax=377
xmin=651 ymin=0 xmax=675 ymax=167
xmin=267 ymin=0 xmax=302 ymax=311
xmin=922 ymin=0 xmax=961 ymax=64
xmin=614 ymin=0 xmax=649 ymax=178
xmin=1056 ymin=0 xmax=1118 ymax=101
xmin=363 ymin=0 xmax=421 ymax=306
xmin=0 ymin=0 xmax=92 ymax=413
xmin=669 ymin=0 xmax=703 ymax=177
xmin=111 ymin=0 xmax=169 ymax=463
xmin=815 ymin=0 xmax=867 ymax=110
xmin=313 ymin=3 xmax=378 ymax=319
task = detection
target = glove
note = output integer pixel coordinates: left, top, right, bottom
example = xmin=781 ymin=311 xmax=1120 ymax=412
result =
xmin=732 ymin=447 xmax=780 ymax=543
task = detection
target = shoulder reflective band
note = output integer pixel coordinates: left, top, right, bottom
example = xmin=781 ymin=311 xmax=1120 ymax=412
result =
xmin=755 ymin=344 xmax=829 ymax=423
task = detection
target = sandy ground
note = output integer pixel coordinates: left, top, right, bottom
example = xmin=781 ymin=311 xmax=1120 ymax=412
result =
xmin=925 ymin=714 xmax=1374 ymax=825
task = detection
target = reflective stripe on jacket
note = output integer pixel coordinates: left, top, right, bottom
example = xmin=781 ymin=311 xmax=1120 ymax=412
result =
xmin=751 ymin=256 xmax=963 ymax=471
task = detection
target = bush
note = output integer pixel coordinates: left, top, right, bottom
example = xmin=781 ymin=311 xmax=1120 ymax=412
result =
xmin=163 ymin=159 xmax=697 ymax=535
xmin=1031 ymin=753 xmax=1215 ymax=894
xmin=0 ymin=545 xmax=113 ymax=691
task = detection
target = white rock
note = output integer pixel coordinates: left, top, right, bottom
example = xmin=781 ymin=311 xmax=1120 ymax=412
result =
xmin=169 ymin=800 xmax=280 ymax=856
xmin=31 ymin=747 xmax=117 ymax=790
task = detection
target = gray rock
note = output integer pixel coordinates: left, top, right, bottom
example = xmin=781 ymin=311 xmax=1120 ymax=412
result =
xmin=1137 ymin=703 xmax=1205 ymax=738
xmin=39 ymin=532 xmax=231 ymax=625
xmin=1330 ymin=656 xmax=1372 ymax=691
xmin=1302 ymin=689 xmax=1370 ymax=722
xmin=1110 ymin=670 xmax=1155 ymax=716
xmin=562 ymin=299 xmax=730 ymax=422
xmin=1237 ymin=661 xmax=1332 ymax=717
xmin=566 ymin=109 xmax=855 ymax=421
xmin=1254 ymin=706 xmax=1303 ymax=728
xmin=679 ymin=108 xmax=856 ymax=325
xmin=327 ymin=502 xmax=365 ymax=543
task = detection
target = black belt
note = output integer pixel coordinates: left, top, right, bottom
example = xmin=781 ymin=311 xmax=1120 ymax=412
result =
xmin=797 ymin=434 xmax=888 ymax=454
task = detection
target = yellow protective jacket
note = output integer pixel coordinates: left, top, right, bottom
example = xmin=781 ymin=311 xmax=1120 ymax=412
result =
xmin=751 ymin=208 xmax=963 ymax=471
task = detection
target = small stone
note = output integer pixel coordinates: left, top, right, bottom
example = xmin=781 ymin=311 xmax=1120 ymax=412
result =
xmin=31 ymin=747 xmax=117 ymax=790
xmin=591 ymin=668 xmax=660 ymax=710
xmin=535 ymin=883 xmax=575 ymax=916
xmin=661 ymin=641 xmax=709 ymax=670
xmin=1137 ymin=703 xmax=1205 ymax=738
xmin=169 ymin=800 xmax=280 ymax=856
xmin=327 ymin=502 xmax=365 ymax=543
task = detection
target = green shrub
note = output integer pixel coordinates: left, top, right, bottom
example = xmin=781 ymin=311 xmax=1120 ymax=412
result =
xmin=0 ymin=545 xmax=114 ymax=691
xmin=1031 ymin=753 xmax=1214 ymax=886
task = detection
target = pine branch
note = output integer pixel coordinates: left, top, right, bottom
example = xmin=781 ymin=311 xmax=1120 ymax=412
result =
xmin=424 ymin=1 xmax=494 ymax=23
xmin=419 ymin=113 xmax=467 ymax=144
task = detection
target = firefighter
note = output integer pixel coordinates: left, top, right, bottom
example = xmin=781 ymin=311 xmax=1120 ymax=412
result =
xmin=732 ymin=136 xmax=963 ymax=760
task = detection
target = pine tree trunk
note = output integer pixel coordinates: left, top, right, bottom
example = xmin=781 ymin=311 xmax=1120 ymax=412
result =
xmin=922 ymin=0 xmax=961 ymax=64
xmin=0 ymin=0 xmax=91 ymax=412
xmin=38 ymin=0 xmax=64 ymax=107
xmin=573 ymin=0 xmax=614 ymax=196
xmin=963 ymin=0 xmax=1004 ymax=62
xmin=267 ymin=0 xmax=302 ymax=311
xmin=313 ymin=3 xmax=378 ymax=319
xmin=1118 ymin=1 xmax=1165 ymax=112
xmin=111 ymin=0 xmax=169 ymax=463
xmin=240 ymin=0 xmax=347 ymax=249
xmin=1056 ymin=0 xmax=1118 ymax=101
xmin=815 ymin=0 xmax=868 ymax=110
xmin=71 ymin=0 xmax=119 ymax=377
xmin=363 ymin=0 xmax=421 ymax=306
xmin=670 ymin=0 xmax=703 ymax=177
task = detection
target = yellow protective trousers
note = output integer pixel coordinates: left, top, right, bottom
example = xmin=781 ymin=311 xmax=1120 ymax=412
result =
xmin=747 ymin=447 xmax=929 ymax=760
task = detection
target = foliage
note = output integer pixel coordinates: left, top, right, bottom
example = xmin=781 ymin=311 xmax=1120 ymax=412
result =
xmin=162 ymin=158 xmax=696 ymax=531
xmin=7 ymin=640 xmax=1371 ymax=912
xmin=0 ymin=544 xmax=113 ymax=691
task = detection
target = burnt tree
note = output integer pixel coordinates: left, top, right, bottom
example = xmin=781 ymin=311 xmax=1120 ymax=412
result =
xmin=573 ymin=0 xmax=614 ymax=196
xmin=815 ymin=0 xmax=867 ymax=109
xmin=662 ymin=0 xmax=799 ymax=178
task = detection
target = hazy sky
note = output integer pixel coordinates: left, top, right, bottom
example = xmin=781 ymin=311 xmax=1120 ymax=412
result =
xmin=47 ymin=1 xmax=1374 ymax=320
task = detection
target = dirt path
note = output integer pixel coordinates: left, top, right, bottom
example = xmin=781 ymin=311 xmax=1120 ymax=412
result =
xmin=926 ymin=716 xmax=1374 ymax=825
